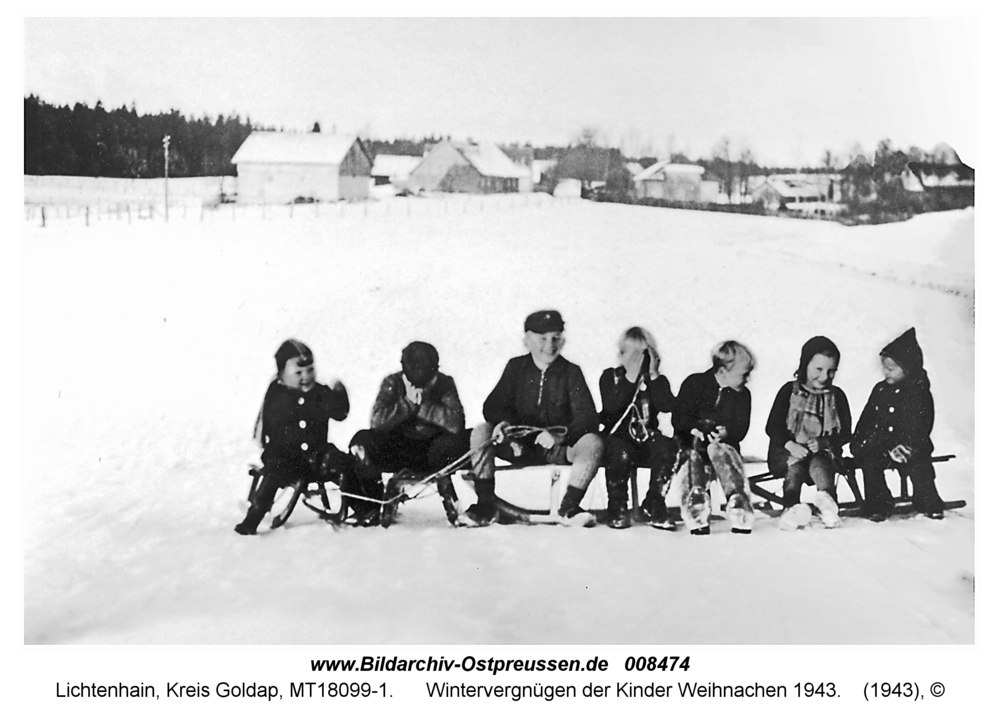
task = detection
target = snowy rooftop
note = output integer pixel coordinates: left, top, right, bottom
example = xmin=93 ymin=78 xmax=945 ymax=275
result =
xmin=231 ymin=131 xmax=361 ymax=166
xmin=453 ymin=141 xmax=531 ymax=179
xmin=371 ymin=154 xmax=423 ymax=178
xmin=633 ymin=161 xmax=706 ymax=182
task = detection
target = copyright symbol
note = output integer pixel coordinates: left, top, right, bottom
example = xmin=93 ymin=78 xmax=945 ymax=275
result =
xmin=930 ymin=682 xmax=945 ymax=697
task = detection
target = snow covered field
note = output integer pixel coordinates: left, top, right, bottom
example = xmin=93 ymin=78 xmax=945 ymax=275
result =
xmin=21 ymin=196 xmax=974 ymax=645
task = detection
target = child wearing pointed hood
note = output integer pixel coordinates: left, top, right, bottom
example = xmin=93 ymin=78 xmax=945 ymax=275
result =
xmin=851 ymin=328 xmax=946 ymax=521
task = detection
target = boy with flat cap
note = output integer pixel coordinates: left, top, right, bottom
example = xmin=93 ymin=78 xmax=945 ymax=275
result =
xmin=463 ymin=310 xmax=604 ymax=527
xmin=350 ymin=341 xmax=468 ymax=521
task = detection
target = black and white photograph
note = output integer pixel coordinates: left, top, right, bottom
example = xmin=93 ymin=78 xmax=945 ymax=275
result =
xmin=21 ymin=12 xmax=981 ymax=663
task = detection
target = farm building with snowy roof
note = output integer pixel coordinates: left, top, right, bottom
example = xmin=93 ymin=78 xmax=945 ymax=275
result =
xmin=231 ymin=131 xmax=373 ymax=204
xmin=408 ymin=140 xmax=532 ymax=194
xmin=633 ymin=162 xmax=705 ymax=202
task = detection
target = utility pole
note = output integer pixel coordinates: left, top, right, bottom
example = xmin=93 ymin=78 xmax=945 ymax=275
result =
xmin=163 ymin=135 xmax=171 ymax=222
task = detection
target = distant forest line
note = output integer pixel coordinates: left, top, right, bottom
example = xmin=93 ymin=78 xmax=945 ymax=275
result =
xmin=29 ymin=95 xmax=935 ymax=181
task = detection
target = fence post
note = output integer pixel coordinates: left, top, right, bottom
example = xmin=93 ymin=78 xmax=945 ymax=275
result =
xmin=41 ymin=206 xmax=46 ymax=228
xmin=86 ymin=206 xmax=90 ymax=227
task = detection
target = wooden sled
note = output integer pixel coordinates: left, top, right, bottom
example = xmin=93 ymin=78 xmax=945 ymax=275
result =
xmin=746 ymin=454 xmax=965 ymax=514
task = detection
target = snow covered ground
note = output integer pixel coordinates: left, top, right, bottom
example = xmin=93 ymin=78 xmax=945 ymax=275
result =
xmin=21 ymin=196 xmax=974 ymax=645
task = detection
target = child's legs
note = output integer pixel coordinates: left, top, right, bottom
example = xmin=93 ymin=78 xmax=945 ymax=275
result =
xmin=646 ymin=433 xmax=678 ymax=503
xmin=808 ymin=451 xmax=838 ymax=498
xmin=770 ymin=447 xmax=807 ymax=508
xmin=426 ymin=429 xmax=471 ymax=472
xmin=860 ymin=457 xmax=895 ymax=516
xmin=905 ymin=462 xmax=945 ymax=513
xmin=564 ymin=433 xmax=604 ymax=491
xmin=469 ymin=422 xmax=497 ymax=483
xmin=603 ymin=434 xmax=638 ymax=490
xmin=677 ymin=448 xmax=712 ymax=528
xmin=707 ymin=442 xmax=751 ymax=504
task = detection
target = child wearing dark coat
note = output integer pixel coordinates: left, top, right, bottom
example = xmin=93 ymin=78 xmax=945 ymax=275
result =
xmin=671 ymin=340 xmax=756 ymax=534
xmin=851 ymin=328 xmax=946 ymax=521
xmin=350 ymin=340 xmax=469 ymax=487
xmin=766 ymin=336 xmax=852 ymax=530
xmin=599 ymin=327 xmax=677 ymax=529
xmin=235 ymin=339 xmax=375 ymax=535
xmin=465 ymin=310 xmax=604 ymax=527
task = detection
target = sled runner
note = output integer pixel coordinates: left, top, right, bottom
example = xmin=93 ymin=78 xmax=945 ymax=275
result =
xmin=247 ymin=455 xmax=471 ymax=529
xmin=745 ymin=454 xmax=965 ymax=515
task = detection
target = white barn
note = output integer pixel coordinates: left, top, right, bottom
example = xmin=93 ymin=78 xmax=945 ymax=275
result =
xmin=408 ymin=140 xmax=532 ymax=194
xmin=231 ymin=132 xmax=373 ymax=204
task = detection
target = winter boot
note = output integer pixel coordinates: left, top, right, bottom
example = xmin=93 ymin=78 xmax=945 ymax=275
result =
xmin=558 ymin=485 xmax=596 ymax=527
xmin=640 ymin=469 xmax=674 ymax=530
xmin=726 ymin=492 xmax=754 ymax=534
xmin=234 ymin=504 xmax=266 ymax=535
xmin=606 ymin=477 xmax=631 ymax=529
xmin=460 ymin=479 xmax=499 ymax=527
xmin=779 ymin=503 xmax=813 ymax=531
xmin=814 ymin=490 xmax=842 ymax=529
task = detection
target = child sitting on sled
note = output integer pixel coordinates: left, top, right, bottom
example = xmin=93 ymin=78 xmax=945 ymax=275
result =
xmin=349 ymin=341 xmax=469 ymax=505
xmin=599 ymin=326 xmax=677 ymax=529
xmin=235 ymin=339 xmax=380 ymax=535
xmin=463 ymin=310 xmax=604 ymax=527
xmin=765 ymin=336 xmax=852 ymax=530
xmin=851 ymin=328 xmax=946 ymax=522
xmin=671 ymin=340 xmax=756 ymax=535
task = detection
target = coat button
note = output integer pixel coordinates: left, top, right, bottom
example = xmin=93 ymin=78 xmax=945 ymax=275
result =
xmin=298 ymin=397 xmax=305 ymax=405
xmin=301 ymin=442 xmax=309 ymax=451
xmin=299 ymin=420 xmax=307 ymax=428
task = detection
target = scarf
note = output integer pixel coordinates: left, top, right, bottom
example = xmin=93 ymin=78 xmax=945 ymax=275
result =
xmin=786 ymin=382 xmax=840 ymax=443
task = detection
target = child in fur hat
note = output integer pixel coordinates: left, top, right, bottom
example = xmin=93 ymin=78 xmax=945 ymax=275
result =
xmin=235 ymin=339 xmax=375 ymax=534
xmin=851 ymin=328 xmax=946 ymax=521
xmin=766 ymin=336 xmax=852 ymax=530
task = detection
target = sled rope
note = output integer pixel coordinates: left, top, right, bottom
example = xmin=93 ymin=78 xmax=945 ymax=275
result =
xmin=327 ymin=425 xmax=568 ymax=507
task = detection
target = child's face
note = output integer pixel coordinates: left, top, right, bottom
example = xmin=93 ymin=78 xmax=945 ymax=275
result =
xmin=716 ymin=357 xmax=752 ymax=390
xmin=617 ymin=338 xmax=647 ymax=369
xmin=279 ymin=357 xmax=316 ymax=392
xmin=524 ymin=330 xmax=564 ymax=367
xmin=805 ymin=353 xmax=838 ymax=391
xmin=881 ymin=355 xmax=906 ymax=384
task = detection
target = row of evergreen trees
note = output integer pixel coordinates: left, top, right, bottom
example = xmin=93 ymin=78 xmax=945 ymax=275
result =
xmin=24 ymin=95 xmax=257 ymax=178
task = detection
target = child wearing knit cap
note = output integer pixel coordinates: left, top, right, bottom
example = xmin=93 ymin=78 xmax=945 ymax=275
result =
xmin=765 ymin=336 xmax=852 ymax=530
xmin=235 ymin=339 xmax=371 ymax=534
xmin=851 ymin=328 xmax=946 ymax=521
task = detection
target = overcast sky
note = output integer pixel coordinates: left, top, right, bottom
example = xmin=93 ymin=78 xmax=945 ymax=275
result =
xmin=23 ymin=16 xmax=979 ymax=167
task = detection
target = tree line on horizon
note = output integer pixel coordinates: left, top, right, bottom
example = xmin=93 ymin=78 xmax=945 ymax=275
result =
xmin=24 ymin=95 xmax=968 ymax=191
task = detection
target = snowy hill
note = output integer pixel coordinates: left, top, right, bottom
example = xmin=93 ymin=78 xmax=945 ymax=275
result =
xmin=21 ymin=196 xmax=974 ymax=644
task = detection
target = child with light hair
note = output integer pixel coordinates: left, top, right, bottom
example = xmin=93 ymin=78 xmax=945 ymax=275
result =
xmin=599 ymin=326 xmax=677 ymax=529
xmin=671 ymin=340 xmax=756 ymax=534
xmin=464 ymin=310 xmax=604 ymax=527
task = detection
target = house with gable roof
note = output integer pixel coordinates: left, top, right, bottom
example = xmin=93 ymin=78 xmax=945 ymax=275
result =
xmin=231 ymin=131 xmax=373 ymax=204
xmin=633 ymin=161 xmax=705 ymax=202
xmin=408 ymin=140 xmax=532 ymax=194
